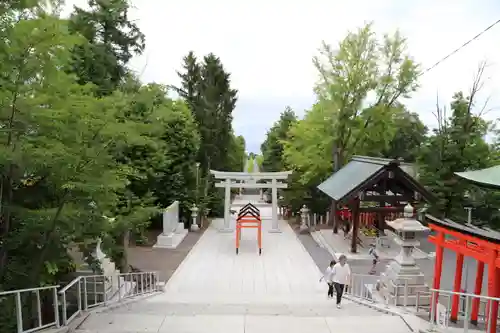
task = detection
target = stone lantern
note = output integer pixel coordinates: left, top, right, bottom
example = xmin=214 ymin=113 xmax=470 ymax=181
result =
xmin=279 ymin=196 xmax=284 ymax=216
xmin=378 ymin=203 xmax=431 ymax=306
xmin=190 ymin=204 xmax=199 ymax=232
xmin=299 ymin=205 xmax=309 ymax=233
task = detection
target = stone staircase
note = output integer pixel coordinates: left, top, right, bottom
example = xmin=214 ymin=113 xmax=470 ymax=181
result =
xmin=74 ymin=295 xmax=414 ymax=333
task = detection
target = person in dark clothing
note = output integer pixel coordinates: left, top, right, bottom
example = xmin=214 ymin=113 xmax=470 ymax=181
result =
xmin=342 ymin=217 xmax=350 ymax=239
xmin=319 ymin=260 xmax=336 ymax=298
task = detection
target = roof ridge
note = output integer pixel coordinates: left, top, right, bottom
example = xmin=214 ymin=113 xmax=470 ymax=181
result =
xmin=352 ymin=155 xmax=415 ymax=166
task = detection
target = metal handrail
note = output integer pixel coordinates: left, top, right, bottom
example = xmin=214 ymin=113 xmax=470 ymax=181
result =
xmin=348 ymin=274 xmax=500 ymax=332
xmin=426 ymin=288 xmax=500 ymax=333
xmin=346 ymin=273 xmax=380 ymax=303
xmin=1 ymin=271 xmax=160 ymax=333
xmin=59 ymin=271 xmax=161 ymax=326
xmin=0 ymin=285 xmax=60 ymax=333
xmin=58 ymin=274 xmax=106 ymax=293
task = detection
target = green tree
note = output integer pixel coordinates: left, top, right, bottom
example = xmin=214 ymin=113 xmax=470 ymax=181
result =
xmin=227 ymin=134 xmax=246 ymax=172
xmin=281 ymin=23 xmax=420 ymax=216
xmin=418 ymin=65 xmax=493 ymax=218
xmin=255 ymin=154 xmax=263 ymax=171
xmin=0 ymin=16 xmax=141 ymax=333
xmin=313 ymin=23 xmax=420 ymax=170
xmin=261 ymin=107 xmax=297 ymax=172
xmin=68 ymin=0 xmax=145 ymax=96
xmin=247 ymin=156 xmax=255 ymax=173
xmin=176 ymin=51 xmax=239 ymax=216
xmin=381 ymin=108 xmax=428 ymax=162
xmin=109 ymin=82 xmax=200 ymax=268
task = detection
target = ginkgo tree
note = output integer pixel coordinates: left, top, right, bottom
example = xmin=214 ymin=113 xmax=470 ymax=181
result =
xmin=280 ymin=22 xmax=421 ymax=216
xmin=312 ymin=22 xmax=420 ymax=170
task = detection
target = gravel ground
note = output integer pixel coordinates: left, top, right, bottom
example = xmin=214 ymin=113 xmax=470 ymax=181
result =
xmin=127 ymin=230 xmax=204 ymax=283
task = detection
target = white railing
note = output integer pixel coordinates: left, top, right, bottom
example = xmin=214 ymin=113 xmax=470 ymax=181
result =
xmin=419 ymin=289 xmax=500 ymax=332
xmin=0 ymin=285 xmax=60 ymax=333
xmin=1 ymin=271 xmax=160 ymax=333
xmin=59 ymin=271 xmax=160 ymax=326
xmin=347 ymin=274 xmax=499 ymax=332
xmin=162 ymin=201 xmax=179 ymax=235
xmin=346 ymin=274 xmax=380 ymax=303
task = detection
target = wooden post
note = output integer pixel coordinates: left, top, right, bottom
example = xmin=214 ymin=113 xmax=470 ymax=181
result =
xmin=431 ymin=231 xmax=445 ymax=320
xmin=487 ymin=250 xmax=498 ymax=333
xmin=450 ymin=250 xmax=464 ymax=322
xmin=332 ymin=202 xmax=338 ymax=233
xmin=471 ymin=261 xmax=484 ymax=325
xmin=350 ymin=198 xmax=360 ymax=253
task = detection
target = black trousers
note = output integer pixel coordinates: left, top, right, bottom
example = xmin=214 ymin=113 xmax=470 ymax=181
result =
xmin=327 ymin=282 xmax=334 ymax=297
xmin=334 ymin=282 xmax=345 ymax=304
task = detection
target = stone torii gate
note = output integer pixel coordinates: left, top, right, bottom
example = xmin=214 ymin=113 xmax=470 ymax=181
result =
xmin=210 ymin=170 xmax=292 ymax=232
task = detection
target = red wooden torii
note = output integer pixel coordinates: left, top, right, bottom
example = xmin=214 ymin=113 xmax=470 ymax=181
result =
xmin=427 ymin=215 xmax=500 ymax=333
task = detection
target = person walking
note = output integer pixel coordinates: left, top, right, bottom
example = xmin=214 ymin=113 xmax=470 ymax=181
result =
xmin=368 ymin=243 xmax=379 ymax=274
xmin=319 ymin=260 xmax=336 ymax=298
xmin=332 ymin=255 xmax=351 ymax=308
xmin=342 ymin=217 xmax=350 ymax=240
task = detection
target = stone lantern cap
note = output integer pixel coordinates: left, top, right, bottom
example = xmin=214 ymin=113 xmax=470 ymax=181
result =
xmin=386 ymin=216 xmax=429 ymax=233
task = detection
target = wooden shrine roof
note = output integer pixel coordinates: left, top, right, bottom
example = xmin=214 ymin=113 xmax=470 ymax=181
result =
xmin=455 ymin=165 xmax=500 ymax=190
xmin=317 ymin=155 xmax=434 ymax=204
xmin=426 ymin=214 xmax=500 ymax=244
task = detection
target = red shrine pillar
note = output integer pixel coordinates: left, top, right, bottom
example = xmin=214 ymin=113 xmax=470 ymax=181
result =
xmin=487 ymin=250 xmax=499 ymax=333
xmin=431 ymin=231 xmax=445 ymax=319
xmin=471 ymin=262 xmax=484 ymax=325
xmin=450 ymin=249 xmax=465 ymax=322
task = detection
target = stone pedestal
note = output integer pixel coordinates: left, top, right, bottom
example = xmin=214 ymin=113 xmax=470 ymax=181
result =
xmin=154 ymin=201 xmax=188 ymax=249
xmin=378 ymin=204 xmax=431 ymax=306
xmin=379 ymin=258 xmax=430 ymax=306
xmin=153 ymin=230 xmax=187 ymax=249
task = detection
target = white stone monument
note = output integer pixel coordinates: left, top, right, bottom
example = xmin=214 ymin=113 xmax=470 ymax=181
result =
xmin=154 ymin=201 xmax=188 ymax=249
xmin=378 ymin=203 xmax=431 ymax=306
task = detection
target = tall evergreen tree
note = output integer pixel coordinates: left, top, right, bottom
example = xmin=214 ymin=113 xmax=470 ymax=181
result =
xmin=418 ymin=92 xmax=492 ymax=217
xmin=176 ymin=51 xmax=239 ymax=215
xmin=261 ymin=106 xmax=297 ymax=172
xmin=68 ymin=0 xmax=145 ymax=96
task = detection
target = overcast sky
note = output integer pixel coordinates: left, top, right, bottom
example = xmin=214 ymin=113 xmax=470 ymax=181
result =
xmin=64 ymin=0 xmax=500 ymax=154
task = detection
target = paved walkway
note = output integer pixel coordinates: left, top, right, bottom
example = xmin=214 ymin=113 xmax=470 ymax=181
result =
xmin=313 ymin=229 xmax=430 ymax=260
xmin=78 ymin=199 xmax=411 ymax=333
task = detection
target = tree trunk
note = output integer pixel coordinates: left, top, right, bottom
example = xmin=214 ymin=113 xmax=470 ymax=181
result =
xmin=120 ymin=229 xmax=131 ymax=273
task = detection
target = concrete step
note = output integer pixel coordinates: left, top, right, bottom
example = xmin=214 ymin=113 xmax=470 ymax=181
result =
xmin=77 ymin=311 xmax=411 ymax=333
xmin=103 ymin=299 xmax=388 ymax=317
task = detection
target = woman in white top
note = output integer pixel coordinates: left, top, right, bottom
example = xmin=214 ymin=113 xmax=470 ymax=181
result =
xmin=319 ymin=260 xmax=336 ymax=298
xmin=332 ymin=255 xmax=351 ymax=308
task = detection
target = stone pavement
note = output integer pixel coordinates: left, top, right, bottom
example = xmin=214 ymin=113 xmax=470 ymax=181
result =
xmin=313 ymin=229 xmax=430 ymax=261
xmin=77 ymin=200 xmax=414 ymax=333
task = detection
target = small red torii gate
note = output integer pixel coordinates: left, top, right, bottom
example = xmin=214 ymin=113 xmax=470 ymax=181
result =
xmin=427 ymin=215 xmax=500 ymax=333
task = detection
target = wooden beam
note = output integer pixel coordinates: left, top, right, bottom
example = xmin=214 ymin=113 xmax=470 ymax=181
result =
xmin=429 ymin=235 xmax=488 ymax=262
xmin=210 ymin=170 xmax=292 ymax=180
xmin=358 ymin=206 xmax=405 ymax=213
xmin=362 ymin=194 xmax=413 ymax=202
xmin=428 ymin=223 xmax=500 ymax=251
xmin=215 ymin=182 xmax=288 ymax=189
